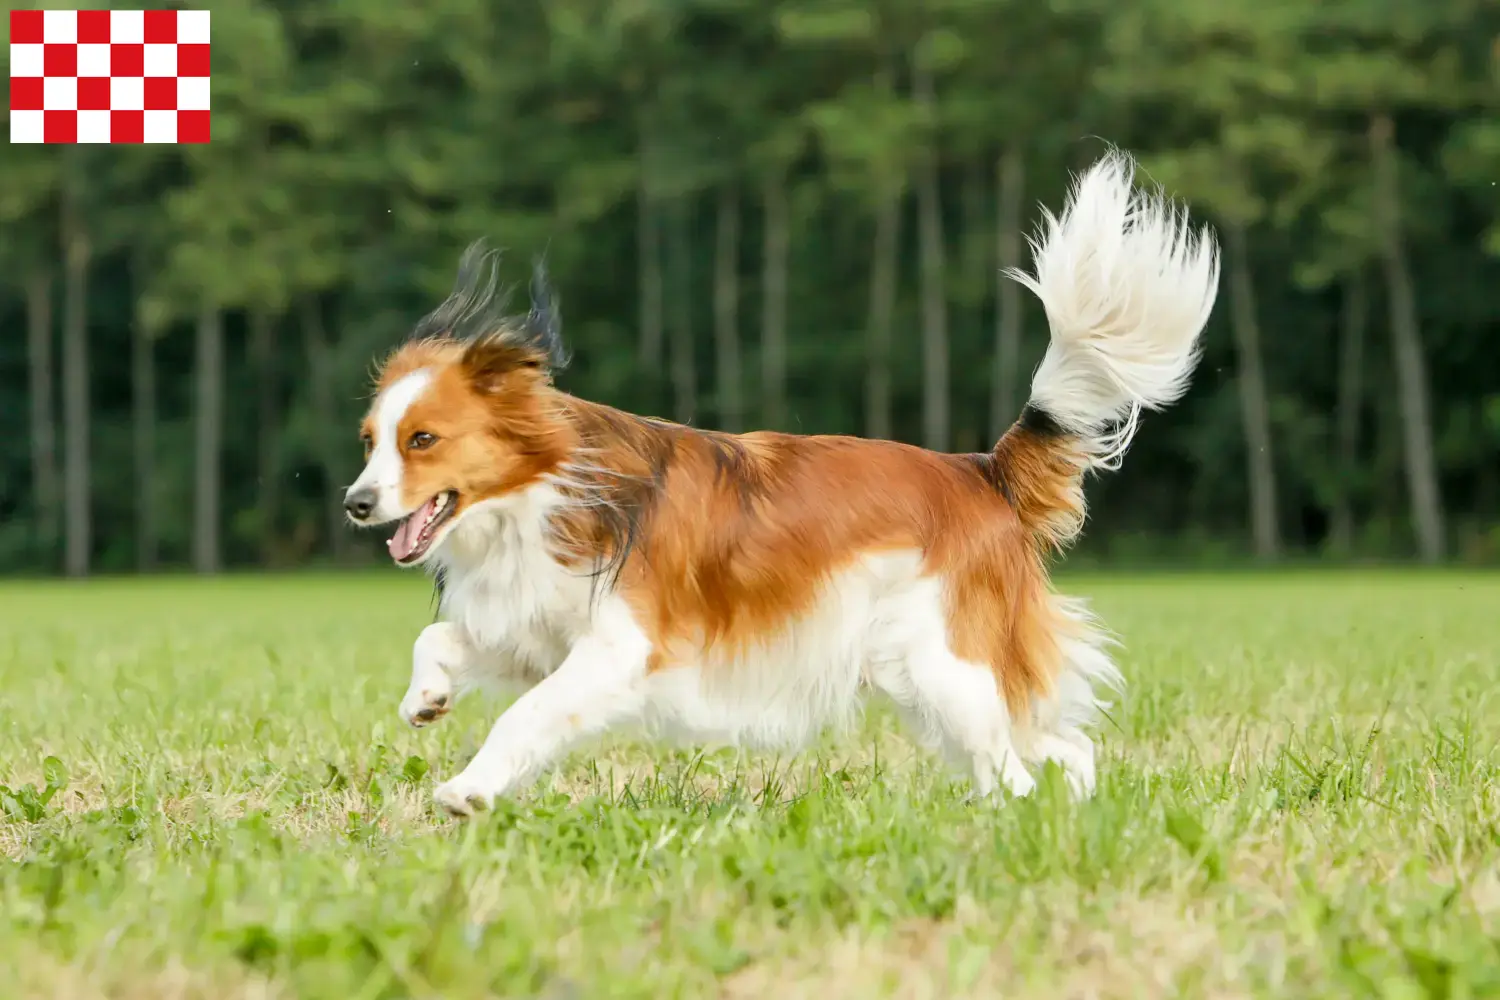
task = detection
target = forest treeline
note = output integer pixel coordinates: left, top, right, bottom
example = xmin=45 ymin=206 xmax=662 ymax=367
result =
xmin=2 ymin=0 xmax=1498 ymax=575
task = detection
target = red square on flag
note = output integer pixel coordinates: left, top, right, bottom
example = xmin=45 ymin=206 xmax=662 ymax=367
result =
xmin=9 ymin=9 xmax=211 ymax=144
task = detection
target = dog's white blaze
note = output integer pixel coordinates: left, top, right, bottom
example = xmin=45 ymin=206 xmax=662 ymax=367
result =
xmin=350 ymin=368 xmax=433 ymax=521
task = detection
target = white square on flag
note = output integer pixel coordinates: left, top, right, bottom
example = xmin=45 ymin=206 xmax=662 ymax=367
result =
xmin=9 ymin=9 xmax=211 ymax=144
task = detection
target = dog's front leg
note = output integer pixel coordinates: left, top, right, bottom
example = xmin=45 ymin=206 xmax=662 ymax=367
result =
xmin=431 ymin=617 xmax=651 ymax=817
xmin=399 ymin=621 xmax=476 ymax=728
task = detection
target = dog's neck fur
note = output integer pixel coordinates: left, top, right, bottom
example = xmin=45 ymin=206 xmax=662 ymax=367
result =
xmin=426 ymin=397 xmax=674 ymax=646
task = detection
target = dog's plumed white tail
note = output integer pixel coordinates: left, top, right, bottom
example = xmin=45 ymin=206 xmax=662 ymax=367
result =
xmin=994 ymin=151 xmax=1220 ymax=548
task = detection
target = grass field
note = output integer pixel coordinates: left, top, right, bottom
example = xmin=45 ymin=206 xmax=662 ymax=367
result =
xmin=2 ymin=571 xmax=1498 ymax=998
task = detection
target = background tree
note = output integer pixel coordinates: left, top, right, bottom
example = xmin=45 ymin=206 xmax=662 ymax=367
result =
xmin=1 ymin=0 xmax=1496 ymax=573
xmin=0 ymin=148 xmax=60 ymax=570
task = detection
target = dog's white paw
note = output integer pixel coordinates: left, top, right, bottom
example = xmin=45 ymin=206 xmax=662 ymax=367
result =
xmin=432 ymin=776 xmax=494 ymax=818
xmin=399 ymin=683 xmax=452 ymax=729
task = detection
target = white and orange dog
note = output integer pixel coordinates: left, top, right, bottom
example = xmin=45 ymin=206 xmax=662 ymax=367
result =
xmin=344 ymin=152 xmax=1219 ymax=817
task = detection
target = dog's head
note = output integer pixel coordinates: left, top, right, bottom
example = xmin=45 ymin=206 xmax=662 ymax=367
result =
xmin=343 ymin=243 xmax=572 ymax=567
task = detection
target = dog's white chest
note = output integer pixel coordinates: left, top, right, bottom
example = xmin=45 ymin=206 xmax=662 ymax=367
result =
xmin=434 ymin=490 xmax=594 ymax=675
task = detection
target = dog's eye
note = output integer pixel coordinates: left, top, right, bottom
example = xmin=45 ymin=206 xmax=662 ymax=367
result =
xmin=359 ymin=432 xmax=372 ymax=456
xmin=407 ymin=431 xmax=438 ymax=451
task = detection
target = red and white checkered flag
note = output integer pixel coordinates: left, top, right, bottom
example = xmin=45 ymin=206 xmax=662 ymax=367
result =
xmin=9 ymin=9 xmax=210 ymax=144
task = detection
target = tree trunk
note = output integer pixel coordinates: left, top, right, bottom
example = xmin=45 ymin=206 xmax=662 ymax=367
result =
xmin=1372 ymin=352 xmax=1405 ymax=533
xmin=865 ymin=182 xmax=900 ymax=441
xmin=713 ymin=186 xmax=744 ymax=432
xmin=192 ymin=305 xmax=224 ymax=574
xmin=301 ymin=297 xmax=350 ymax=562
xmin=1224 ymin=220 xmax=1281 ymax=561
xmin=1369 ymin=113 xmax=1445 ymax=562
xmin=992 ymin=145 xmax=1025 ymax=439
xmin=760 ymin=175 xmax=790 ymax=430
xmin=954 ymin=162 xmax=987 ymax=453
xmin=1329 ymin=271 xmax=1367 ymax=556
xmin=637 ymin=132 xmax=664 ymax=369
xmin=665 ymin=196 xmax=697 ymax=424
xmin=130 ymin=265 xmax=158 ymax=572
xmin=864 ymin=64 xmax=901 ymax=443
xmin=1475 ymin=447 xmax=1498 ymax=555
xmin=250 ymin=308 xmax=280 ymax=564
xmin=25 ymin=267 xmax=59 ymax=564
xmin=60 ymin=167 xmax=91 ymax=578
xmin=961 ymin=160 xmax=988 ymax=290
xmin=912 ymin=46 xmax=950 ymax=452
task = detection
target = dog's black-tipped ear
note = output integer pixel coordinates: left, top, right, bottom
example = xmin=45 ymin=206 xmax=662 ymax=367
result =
xmin=415 ymin=241 xmax=568 ymax=385
xmin=460 ymin=332 xmax=548 ymax=394
xmin=413 ymin=240 xmax=510 ymax=343
xmin=454 ymin=240 xmax=500 ymax=300
xmin=523 ymin=257 xmax=569 ymax=371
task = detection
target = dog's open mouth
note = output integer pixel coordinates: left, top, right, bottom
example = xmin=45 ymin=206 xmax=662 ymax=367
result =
xmin=387 ymin=491 xmax=457 ymax=565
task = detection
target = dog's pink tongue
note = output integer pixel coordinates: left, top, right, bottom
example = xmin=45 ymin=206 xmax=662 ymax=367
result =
xmin=387 ymin=497 xmax=436 ymax=561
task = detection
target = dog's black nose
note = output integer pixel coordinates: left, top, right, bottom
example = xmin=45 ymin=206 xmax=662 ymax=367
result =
xmin=344 ymin=487 xmax=377 ymax=521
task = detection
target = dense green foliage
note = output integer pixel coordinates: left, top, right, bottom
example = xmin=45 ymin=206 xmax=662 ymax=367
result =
xmin=2 ymin=0 xmax=1497 ymax=574
xmin=3 ymin=572 xmax=1499 ymax=996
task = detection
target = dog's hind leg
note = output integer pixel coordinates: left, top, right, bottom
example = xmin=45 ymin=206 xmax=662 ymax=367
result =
xmin=1014 ymin=594 xmax=1120 ymax=800
xmin=866 ymin=582 xmax=1036 ymax=800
